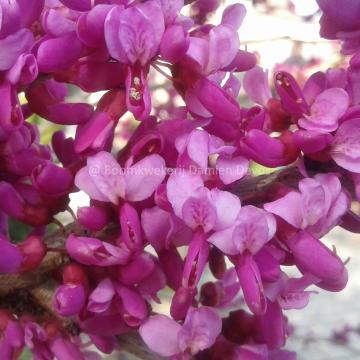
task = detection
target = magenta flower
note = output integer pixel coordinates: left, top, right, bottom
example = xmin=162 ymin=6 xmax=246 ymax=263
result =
xmin=140 ymin=306 xmax=221 ymax=357
xmin=207 ymin=206 xmax=276 ymax=257
xmin=264 ymin=174 xmax=350 ymax=237
xmin=105 ymin=1 xmax=165 ymax=119
xmin=53 ymin=283 xmax=86 ymax=316
xmin=87 ymin=278 xmax=148 ymax=327
xmin=167 ymin=171 xmax=241 ymax=230
xmin=66 ymin=234 xmax=131 ymax=266
xmin=208 ymin=206 xmax=276 ymax=314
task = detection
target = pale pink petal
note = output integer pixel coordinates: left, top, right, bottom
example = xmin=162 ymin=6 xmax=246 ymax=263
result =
xmin=264 ymin=192 xmax=303 ymax=229
xmin=75 ymin=167 xmax=109 ymax=203
xmin=167 ymin=171 xmax=204 ymax=217
xmin=86 ymin=151 xmax=125 ymax=204
xmin=124 ymin=154 xmax=166 ymax=202
xmin=178 ymin=307 xmax=222 ymax=354
xmin=182 ymin=188 xmax=217 ymax=232
xmin=210 ymin=188 xmax=241 ymax=230
xmin=139 ymin=315 xmax=181 ymax=357
xmin=207 ymin=226 xmax=238 ymax=255
xmin=331 ymin=118 xmax=360 ymax=173
xmin=216 ymin=155 xmax=249 ymax=185
xmin=299 ymin=88 xmax=349 ymax=132
xmin=243 ymin=66 xmax=272 ymax=106
xmin=221 ymin=4 xmax=246 ymax=30
xmin=232 ymin=206 xmax=274 ymax=255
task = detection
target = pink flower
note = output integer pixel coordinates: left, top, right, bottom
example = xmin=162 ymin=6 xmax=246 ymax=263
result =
xmin=140 ymin=307 xmax=221 ymax=357
xmin=75 ymin=151 xmax=166 ymax=204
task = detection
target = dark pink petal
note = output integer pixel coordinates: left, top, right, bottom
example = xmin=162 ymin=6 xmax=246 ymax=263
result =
xmin=0 ymin=182 xmax=24 ymax=219
xmin=59 ymin=0 xmax=91 ymax=11
xmin=116 ymin=285 xmax=148 ymax=326
xmin=255 ymin=301 xmax=285 ymax=349
xmin=89 ymin=335 xmax=116 ymax=355
xmin=192 ymin=77 xmax=241 ymax=122
xmin=80 ymin=313 xmax=130 ymax=337
xmin=32 ymin=161 xmax=73 ymax=196
xmin=49 ymin=337 xmax=85 ymax=360
xmin=221 ymin=49 xmax=257 ymax=72
xmin=53 ymin=284 xmax=85 ymax=316
xmin=125 ymin=66 xmax=151 ymax=120
xmin=119 ymin=203 xmax=143 ymax=250
xmin=77 ymin=5 xmax=114 ymax=48
xmin=77 ymin=206 xmax=109 ymax=232
xmin=238 ymin=130 xmax=299 ymax=167
xmin=139 ymin=315 xmax=181 ymax=357
xmin=160 ymin=25 xmax=189 ymax=63
xmin=288 ymin=231 xmax=347 ymax=290
xmin=45 ymin=102 xmax=94 ymax=126
xmin=42 ymin=9 xmax=76 ymax=37
xmin=0 ymin=29 xmax=34 ymax=71
xmin=37 ymin=32 xmax=83 ymax=73
xmin=275 ymin=71 xmax=309 ymax=116
xmin=170 ymin=286 xmax=197 ymax=321
xmin=6 ymin=54 xmax=38 ymax=86
xmin=0 ymin=238 xmax=22 ymax=273
xmin=293 ymin=130 xmax=333 ymax=154
xmin=65 ymin=235 xmax=130 ymax=266
xmin=255 ymin=248 xmax=281 ymax=283
xmin=87 ymin=278 xmax=115 ymax=313
xmin=137 ymin=262 xmax=167 ymax=300
xmin=182 ymin=232 xmax=210 ymax=287
xmin=74 ymin=112 xmax=115 ymax=153
xmin=118 ymin=253 xmax=155 ymax=286
xmin=236 ymin=254 xmax=267 ymax=315
xmin=0 ymin=83 xmax=23 ymax=132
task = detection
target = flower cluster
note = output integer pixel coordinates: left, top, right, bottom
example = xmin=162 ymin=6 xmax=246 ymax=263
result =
xmin=0 ymin=0 xmax=359 ymax=359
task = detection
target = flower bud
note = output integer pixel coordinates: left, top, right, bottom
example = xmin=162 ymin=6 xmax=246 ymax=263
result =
xmin=53 ymin=283 xmax=86 ymax=317
xmin=170 ymin=286 xmax=196 ymax=321
xmin=18 ymin=236 xmax=46 ymax=272
xmin=77 ymin=206 xmax=109 ymax=232
xmin=32 ymin=161 xmax=73 ymax=196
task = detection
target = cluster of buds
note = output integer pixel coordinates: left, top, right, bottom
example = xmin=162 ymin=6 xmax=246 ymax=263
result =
xmin=0 ymin=0 xmax=359 ymax=359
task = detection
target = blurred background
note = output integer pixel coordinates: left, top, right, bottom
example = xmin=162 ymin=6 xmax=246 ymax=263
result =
xmin=25 ymin=1 xmax=360 ymax=359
